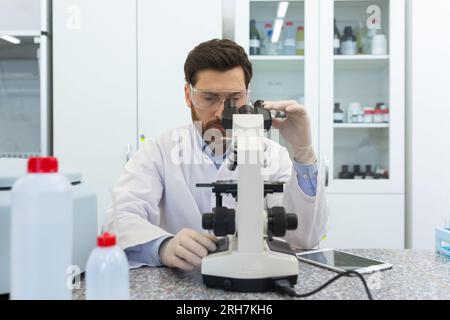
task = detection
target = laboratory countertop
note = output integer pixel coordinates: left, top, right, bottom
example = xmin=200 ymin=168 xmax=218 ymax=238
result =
xmin=73 ymin=249 xmax=450 ymax=300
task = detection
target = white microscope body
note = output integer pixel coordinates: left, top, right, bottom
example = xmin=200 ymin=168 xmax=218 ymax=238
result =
xmin=199 ymin=104 xmax=299 ymax=292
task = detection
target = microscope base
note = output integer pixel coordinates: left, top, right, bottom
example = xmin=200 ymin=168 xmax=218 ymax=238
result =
xmin=201 ymin=237 xmax=299 ymax=292
xmin=203 ymin=274 xmax=297 ymax=292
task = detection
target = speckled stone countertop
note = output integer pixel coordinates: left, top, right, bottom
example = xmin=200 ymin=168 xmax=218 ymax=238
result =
xmin=73 ymin=250 xmax=450 ymax=300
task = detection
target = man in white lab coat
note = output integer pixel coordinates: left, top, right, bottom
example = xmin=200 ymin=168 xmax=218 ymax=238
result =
xmin=105 ymin=39 xmax=328 ymax=270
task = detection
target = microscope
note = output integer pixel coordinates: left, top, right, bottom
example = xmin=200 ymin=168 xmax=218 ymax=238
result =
xmin=197 ymin=99 xmax=299 ymax=292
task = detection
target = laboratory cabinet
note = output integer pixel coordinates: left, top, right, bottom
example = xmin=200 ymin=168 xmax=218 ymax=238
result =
xmin=53 ymin=0 xmax=222 ymax=229
xmin=0 ymin=0 xmax=51 ymax=158
xmin=232 ymin=0 xmax=405 ymax=248
xmin=320 ymin=194 xmax=404 ymax=249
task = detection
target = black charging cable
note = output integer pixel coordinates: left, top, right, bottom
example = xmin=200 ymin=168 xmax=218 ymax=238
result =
xmin=273 ymin=271 xmax=374 ymax=300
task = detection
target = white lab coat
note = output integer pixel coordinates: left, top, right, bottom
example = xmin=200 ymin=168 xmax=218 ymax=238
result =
xmin=105 ymin=123 xmax=328 ymax=252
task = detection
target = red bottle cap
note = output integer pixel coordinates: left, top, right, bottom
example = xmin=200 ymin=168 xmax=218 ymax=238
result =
xmin=286 ymin=21 xmax=294 ymax=26
xmin=297 ymin=26 xmax=304 ymax=31
xmin=265 ymin=23 xmax=272 ymax=28
xmin=97 ymin=232 xmax=117 ymax=247
xmin=28 ymin=157 xmax=58 ymax=173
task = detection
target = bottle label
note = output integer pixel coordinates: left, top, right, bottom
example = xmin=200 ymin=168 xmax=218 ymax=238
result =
xmin=334 ymin=38 xmax=340 ymax=49
xmin=296 ymin=41 xmax=305 ymax=50
xmin=249 ymin=39 xmax=260 ymax=48
xmin=284 ymin=39 xmax=296 ymax=47
xmin=334 ymin=113 xmax=344 ymax=121
xmin=374 ymin=115 xmax=383 ymax=123
xmin=341 ymin=41 xmax=357 ymax=55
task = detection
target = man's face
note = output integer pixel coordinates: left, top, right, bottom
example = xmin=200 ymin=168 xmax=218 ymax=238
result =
xmin=184 ymin=66 xmax=247 ymax=137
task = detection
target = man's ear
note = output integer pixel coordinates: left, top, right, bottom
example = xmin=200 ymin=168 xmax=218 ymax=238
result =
xmin=184 ymin=83 xmax=193 ymax=109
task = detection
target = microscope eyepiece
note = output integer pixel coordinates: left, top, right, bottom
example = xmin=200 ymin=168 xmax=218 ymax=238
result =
xmin=238 ymin=104 xmax=254 ymax=114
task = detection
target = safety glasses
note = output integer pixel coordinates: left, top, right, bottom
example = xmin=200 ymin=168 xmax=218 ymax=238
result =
xmin=189 ymin=84 xmax=250 ymax=111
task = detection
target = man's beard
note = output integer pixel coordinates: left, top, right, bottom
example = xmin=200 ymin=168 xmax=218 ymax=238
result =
xmin=191 ymin=107 xmax=229 ymax=156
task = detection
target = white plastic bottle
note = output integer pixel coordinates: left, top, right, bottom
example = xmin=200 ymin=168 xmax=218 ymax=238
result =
xmin=85 ymin=232 xmax=129 ymax=300
xmin=371 ymin=34 xmax=388 ymax=55
xmin=10 ymin=157 xmax=73 ymax=300
xmin=283 ymin=21 xmax=296 ymax=55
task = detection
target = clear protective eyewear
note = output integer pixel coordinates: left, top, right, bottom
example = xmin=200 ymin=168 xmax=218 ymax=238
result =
xmin=189 ymin=84 xmax=250 ymax=111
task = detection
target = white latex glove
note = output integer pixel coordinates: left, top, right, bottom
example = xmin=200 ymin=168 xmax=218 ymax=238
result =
xmin=264 ymin=100 xmax=317 ymax=165
xmin=159 ymin=228 xmax=217 ymax=271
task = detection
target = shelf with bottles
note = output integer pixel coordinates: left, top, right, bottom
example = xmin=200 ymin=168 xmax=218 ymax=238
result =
xmin=333 ymin=102 xmax=390 ymax=125
xmin=333 ymin=0 xmax=390 ymax=59
xmin=337 ymin=164 xmax=389 ymax=180
xmin=333 ymin=127 xmax=390 ymax=181
xmin=249 ymin=1 xmax=305 ymax=57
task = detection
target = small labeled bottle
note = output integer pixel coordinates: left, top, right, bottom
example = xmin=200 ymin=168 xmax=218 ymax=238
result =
xmin=355 ymin=21 xmax=364 ymax=54
xmin=86 ymin=232 xmax=130 ymax=300
xmin=357 ymin=109 xmax=365 ymax=123
xmin=374 ymin=166 xmax=384 ymax=179
xmin=373 ymin=109 xmax=384 ymax=123
xmin=364 ymin=165 xmax=375 ymax=180
xmin=249 ymin=19 xmax=261 ymax=55
xmin=334 ymin=19 xmax=341 ymax=55
xmin=353 ymin=165 xmax=364 ymax=180
xmin=265 ymin=30 xmax=278 ymax=55
xmin=372 ymin=34 xmax=388 ymax=55
xmin=347 ymin=103 xmax=362 ymax=123
xmin=363 ymin=28 xmax=377 ymax=54
xmin=381 ymin=104 xmax=390 ymax=123
xmin=283 ymin=21 xmax=297 ymax=55
xmin=261 ymin=23 xmax=273 ymax=55
xmin=333 ymin=103 xmax=344 ymax=123
xmin=375 ymin=167 xmax=388 ymax=179
xmin=339 ymin=165 xmax=350 ymax=179
xmin=340 ymin=26 xmax=357 ymax=55
xmin=296 ymin=26 xmax=305 ymax=56
xmin=364 ymin=107 xmax=374 ymax=123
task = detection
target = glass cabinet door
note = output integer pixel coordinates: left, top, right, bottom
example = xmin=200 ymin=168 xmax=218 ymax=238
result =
xmin=320 ymin=0 xmax=404 ymax=194
xmin=0 ymin=35 xmax=42 ymax=158
xmin=334 ymin=0 xmax=390 ymax=181
xmin=249 ymin=1 xmax=305 ymax=58
xmin=246 ymin=0 xmax=319 ymax=155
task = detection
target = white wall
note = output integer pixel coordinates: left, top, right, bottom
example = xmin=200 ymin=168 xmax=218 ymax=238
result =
xmin=406 ymin=0 xmax=450 ymax=248
xmin=222 ymin=0 xmax=235 ymax=40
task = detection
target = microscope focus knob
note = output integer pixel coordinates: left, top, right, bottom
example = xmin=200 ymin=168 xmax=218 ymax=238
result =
xmin=202 ymin=207 xmax=235 ymax=236
xmin=286 ymin=213 xmax=298 ymax=230
xmin=268 ymin=207 xmax=298 ymax=237
xmin=202 ymin=213 xmax=214 ymax=230
xmin=268 ymin=207 xmax=286 ymax=237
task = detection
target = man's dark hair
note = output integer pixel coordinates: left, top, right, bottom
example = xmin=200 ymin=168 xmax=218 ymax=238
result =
xmin=184 ymin=39 xmax=253 ymax=88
